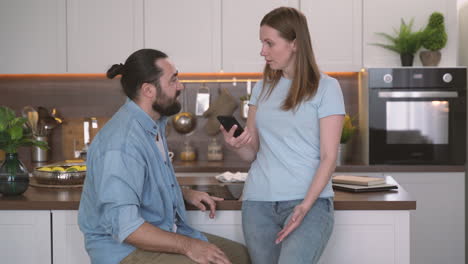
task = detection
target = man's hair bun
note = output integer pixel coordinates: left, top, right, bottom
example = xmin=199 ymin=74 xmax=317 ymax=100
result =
xmin=106 ymin=63 xmax=124 ymax=79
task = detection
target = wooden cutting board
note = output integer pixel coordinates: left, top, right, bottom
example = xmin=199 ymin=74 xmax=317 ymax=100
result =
xmin=61 ymin=117 xmax=111 ymax=160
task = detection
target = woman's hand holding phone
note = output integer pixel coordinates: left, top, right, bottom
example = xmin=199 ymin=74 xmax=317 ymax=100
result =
xmin=220 ymin=123 xmax=252 ymax=149
xmin=218 ymin=115 xmax=258 ymax=162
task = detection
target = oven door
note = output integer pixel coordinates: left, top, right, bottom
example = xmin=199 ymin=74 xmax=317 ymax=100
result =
xmin=369 ymin=90 xmax=466 ymax=164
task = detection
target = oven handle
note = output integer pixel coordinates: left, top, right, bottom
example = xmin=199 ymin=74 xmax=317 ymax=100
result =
xmin=378 ymin=91 xmax=458 ymax=98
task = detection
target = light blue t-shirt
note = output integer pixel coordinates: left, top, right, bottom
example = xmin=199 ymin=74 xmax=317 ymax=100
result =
xmin=243 ymin=74 xmax=345 ymax=201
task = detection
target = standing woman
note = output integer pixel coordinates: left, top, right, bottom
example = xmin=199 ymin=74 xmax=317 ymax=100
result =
xmin=221 ymin=7 xmax=345 ymax=264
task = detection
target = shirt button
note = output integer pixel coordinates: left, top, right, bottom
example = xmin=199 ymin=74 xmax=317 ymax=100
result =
xmin=171 ymin=184 xmax=175 ymax=187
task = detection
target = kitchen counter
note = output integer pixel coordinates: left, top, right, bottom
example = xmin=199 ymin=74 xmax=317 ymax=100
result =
xmin=0 ymin=176 xmax=415 ymax=211
xmin=0 ymin=175 xmax=416 ymax=264
xmin=173 ymin=160 xmax=465 ymax=173
xmin=20 ymin=160 xmax=464 ymax=174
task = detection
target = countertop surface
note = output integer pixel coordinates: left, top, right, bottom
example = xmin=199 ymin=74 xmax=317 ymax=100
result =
xmin=23 ymin=160 xmax=465 ymax=174
xmin=0 ymin=176 xmax=416 ymax=211
xmin=172 ymin=160 xmax=465 ymax=173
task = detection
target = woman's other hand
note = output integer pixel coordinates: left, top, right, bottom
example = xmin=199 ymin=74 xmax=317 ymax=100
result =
xmin=275 ymin=203 xmax=310 ymax=244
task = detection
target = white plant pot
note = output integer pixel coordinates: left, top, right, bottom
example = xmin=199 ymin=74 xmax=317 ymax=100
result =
xmin=336 ymin=143 xmax=347 ymax=166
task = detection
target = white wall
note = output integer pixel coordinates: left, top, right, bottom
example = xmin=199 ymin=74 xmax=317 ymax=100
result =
xmin=459 ymin=0 xmax=468 ymax=65
xmin=458 ymin=0 xmax=468 ymax=260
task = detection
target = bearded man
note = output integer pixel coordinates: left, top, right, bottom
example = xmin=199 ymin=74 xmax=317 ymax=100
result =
xmin=78 ymin=49 xmax=250 ymax=264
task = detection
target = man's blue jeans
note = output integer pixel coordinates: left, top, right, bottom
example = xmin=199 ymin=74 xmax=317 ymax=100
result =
xmin=242 ymin=198 xmax=334 ymax=264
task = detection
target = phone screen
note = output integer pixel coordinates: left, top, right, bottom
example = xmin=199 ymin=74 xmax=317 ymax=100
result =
xmin=217 ymin=116 xmax=244 ymax=137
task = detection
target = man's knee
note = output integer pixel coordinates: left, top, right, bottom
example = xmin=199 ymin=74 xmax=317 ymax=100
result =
xmin=204 ymin=233 xmax=251 ymax=264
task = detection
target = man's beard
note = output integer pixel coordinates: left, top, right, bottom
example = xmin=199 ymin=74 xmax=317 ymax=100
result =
xmin=152 ymin=90 xmax=182 ymax=116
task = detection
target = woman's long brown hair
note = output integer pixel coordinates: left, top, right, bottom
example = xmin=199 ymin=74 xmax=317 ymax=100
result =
xmin=259 ymin=7 xmax=320 ymax=111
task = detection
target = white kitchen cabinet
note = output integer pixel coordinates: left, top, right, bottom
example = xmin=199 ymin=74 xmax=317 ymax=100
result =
xmin=387 ymin=172 xmax=465 ymax=264
xmin=189 ymin=209 xmax=410 ymax=264
xmin=51 ymin=210 xmax=244 ymax=263
xmin=66 ymin=0 xmax=144 ymax=73
xmin=51 ymin=209 xmax=410 ymax=264
xmin=52 ymin=210 xmax=90 ymax=264
xmin=301 ymin=0 xmax=363 ymax=72
xmin=0 ymin=210 xmax=51 ymax=264
xmin=221 ymin=0 xmax=299 ymax=72
xmin=144 ymin=0 xmax=221 ymax=73
xmin=221 ymin=0 xmax=362 ymax=72
xmin=0 ymin=0 xmax=66 ymax=74
xmin=2 ymin=0 xmax=461 ymax=73
xmin=363 ymin=0 xmax=458 ymax=67
xmin=187 ymin=210 xmax=245 ymax=243
xmin=320 ymin=210 xmax=410 ymax=264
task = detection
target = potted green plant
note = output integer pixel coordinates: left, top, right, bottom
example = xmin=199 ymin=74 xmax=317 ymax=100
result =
xmin=338 ymin=114 xmax=356 ymax=165
xmin=419 ymin=12 xmax=447 ymax=66
xmin=0 ymin=106 xmax=48 ymax=195
xmin=372 ymin=18 xmax=423 ymax=66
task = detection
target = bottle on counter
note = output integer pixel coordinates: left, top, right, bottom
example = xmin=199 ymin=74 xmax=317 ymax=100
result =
xmin=207 ymin=138 xmax=223 ymax=161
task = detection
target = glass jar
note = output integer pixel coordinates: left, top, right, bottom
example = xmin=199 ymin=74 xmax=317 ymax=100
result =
xmin=0 ymin=153 xmax=29 ymax=196
xmin=207 ymin=138 xmax=223 ymax=161
xmin=180 ymin=141 xmax=196 ymax=161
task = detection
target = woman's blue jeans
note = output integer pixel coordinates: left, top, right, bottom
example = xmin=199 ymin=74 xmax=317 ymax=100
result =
xmin=242 ymin=198 xmax=334 ymax=264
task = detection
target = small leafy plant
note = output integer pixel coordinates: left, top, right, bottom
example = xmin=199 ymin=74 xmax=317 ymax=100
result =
xmin=341 ymin=114 xmax=356 ymax=144
xmin=373 ymin=18 xmax=423 ymax=56
xmin=421 ymin=12 xmax=447 ymax=51
xmin=0 ymin=106 xmax=48 ymax=153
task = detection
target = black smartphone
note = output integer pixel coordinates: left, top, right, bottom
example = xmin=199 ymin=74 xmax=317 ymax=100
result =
xmin=217 ymin=115 xmax=244 ymax=137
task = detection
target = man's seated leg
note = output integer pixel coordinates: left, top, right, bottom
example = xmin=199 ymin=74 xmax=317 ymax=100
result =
xmin=120 ymin=233 xmax=250 ymax=264
xmin=203 ymin=233 xmax=251 ymax=264
xmin=121 ymin=248 xmax=196 ymax=264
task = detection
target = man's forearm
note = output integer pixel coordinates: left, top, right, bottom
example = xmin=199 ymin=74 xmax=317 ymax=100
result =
xmin=124 ymin=222 xmax=191 ymax=255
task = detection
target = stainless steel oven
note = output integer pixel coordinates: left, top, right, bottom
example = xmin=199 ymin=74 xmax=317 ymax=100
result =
xmin=359 ymin=67 xmax=467 ymax=165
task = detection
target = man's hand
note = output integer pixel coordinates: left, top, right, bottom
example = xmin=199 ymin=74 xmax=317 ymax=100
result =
xmin=182 ymin=189 xmax=223 ymax=218
xmin=184 ymin=238 xmax=232 ymax=264
xmin=126 ymin=222 xmax=231 ymax=264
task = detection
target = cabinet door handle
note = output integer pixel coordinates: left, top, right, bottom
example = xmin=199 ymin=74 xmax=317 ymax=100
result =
xmin=378 ymin=91 xmax=458 ymax=98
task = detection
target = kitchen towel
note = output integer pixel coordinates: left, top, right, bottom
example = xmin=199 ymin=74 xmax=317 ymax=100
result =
xmin=215 ymin=171 xmax=248 ymax=183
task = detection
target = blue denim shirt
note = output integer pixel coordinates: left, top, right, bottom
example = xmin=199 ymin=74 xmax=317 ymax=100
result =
xmin=78 ymin=99 xmax=207 ymax=264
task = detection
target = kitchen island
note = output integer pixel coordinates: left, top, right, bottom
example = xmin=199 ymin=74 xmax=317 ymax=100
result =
xmin=0 ymin=175 xmax=414 ymax=211
xmin=0 ymin=175 xmax=415 ymax=264
xmin=171 ymin=161 xmax=464 ymax=264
